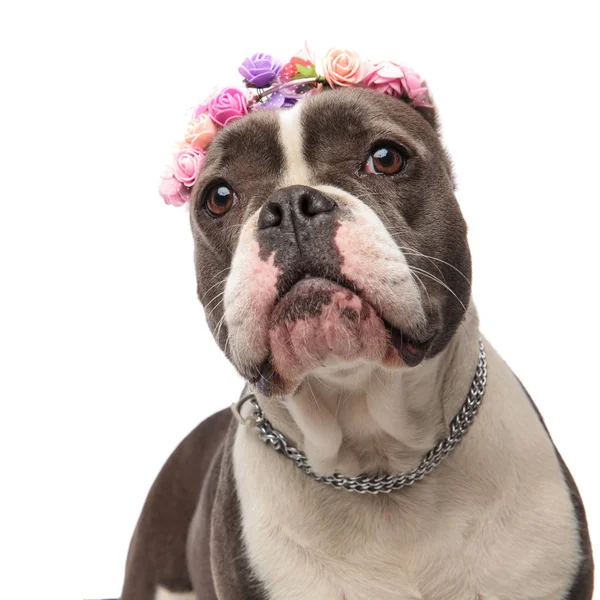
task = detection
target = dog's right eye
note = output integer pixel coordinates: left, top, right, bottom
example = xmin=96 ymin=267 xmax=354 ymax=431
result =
xmin=363 ymin=145 xmax=406 ymax=176
xmin=204 ymin=183 xmax=237 ymax=217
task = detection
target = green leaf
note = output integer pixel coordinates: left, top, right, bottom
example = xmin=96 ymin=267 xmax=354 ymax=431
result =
xmin=296 ymin=63 xmax=316 ymax=78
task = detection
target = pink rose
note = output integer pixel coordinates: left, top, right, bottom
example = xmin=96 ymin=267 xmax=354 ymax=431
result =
xmin=402 ymin=67 xmax=432 ymax=107
xmin=208 ymin=87 xmax=248 ymax=127
xmin=158 ymin=170 xmax=192 ymax=207
xmin=322 ymin=48 xmax=365 ymax=87
xmin=172 ymin=147 xmax=204 ymax=187
xmin=363 ymin=61 xmax=406 ymax=98
xmin=183 ymin=114 xmax=217 ymax=151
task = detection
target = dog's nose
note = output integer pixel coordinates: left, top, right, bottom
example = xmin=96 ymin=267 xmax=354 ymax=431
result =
xmin=257 ymin=185 xmax=336 ymax=231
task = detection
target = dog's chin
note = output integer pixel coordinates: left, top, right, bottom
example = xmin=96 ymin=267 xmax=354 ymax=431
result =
xmin=246 ymin=277 xmax=429 ymax=397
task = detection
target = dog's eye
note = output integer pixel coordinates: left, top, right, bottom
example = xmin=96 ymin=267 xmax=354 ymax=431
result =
xmin=205 ymin=184 xmax=237 ymax=217
xmin=364 ymin=146 xmax=405 ymax=175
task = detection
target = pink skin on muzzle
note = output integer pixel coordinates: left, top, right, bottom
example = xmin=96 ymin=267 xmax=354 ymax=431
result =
xmin=268 ymin=281 xmax=394 ymax=383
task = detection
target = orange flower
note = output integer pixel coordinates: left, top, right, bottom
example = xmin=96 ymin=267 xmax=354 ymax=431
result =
xmin=183 ymin=113 xmax=218 ymax=151
xmin=322 ymin=48 xmax=365 ymax=87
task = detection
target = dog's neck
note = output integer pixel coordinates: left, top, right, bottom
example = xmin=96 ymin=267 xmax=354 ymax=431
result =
xmin=256 ymin=305 xmax=481 ymax=476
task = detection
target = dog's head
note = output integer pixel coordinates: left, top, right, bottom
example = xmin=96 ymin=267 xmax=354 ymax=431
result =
xmin=190 ymin=87 xmax=471 ymax=395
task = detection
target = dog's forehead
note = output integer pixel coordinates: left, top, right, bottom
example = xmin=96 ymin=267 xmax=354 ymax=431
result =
xmin=300 ymin=87 xmax=433 ymax=148
xmin=201 ymin=109 xmax=284 ymax=179
xmin=200 ymin=88 xmax=435 ymax=180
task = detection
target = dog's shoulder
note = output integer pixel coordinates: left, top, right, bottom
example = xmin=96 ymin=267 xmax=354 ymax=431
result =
xmin=186 ymin=410 xmax=269 ymax=600
xmin=481 ymin=347 xmax=593 ymax=598
xmin=516 ymin=379 xmax=594 ymax=600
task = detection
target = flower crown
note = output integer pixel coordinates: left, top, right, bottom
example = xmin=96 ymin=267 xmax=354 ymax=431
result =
xmin=159 ymin=47 xmax=432 ymax=207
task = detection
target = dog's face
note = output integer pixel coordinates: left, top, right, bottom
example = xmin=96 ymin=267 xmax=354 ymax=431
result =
xmin=190 ymin=87 xmax=471 ymax=395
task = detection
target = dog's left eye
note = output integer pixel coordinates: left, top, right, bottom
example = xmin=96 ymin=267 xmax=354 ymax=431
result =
xmin=364 ymin=146 xmax=405 ymax=175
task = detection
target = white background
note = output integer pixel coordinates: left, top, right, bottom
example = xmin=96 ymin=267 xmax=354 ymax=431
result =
xmin=1 ymin=1 xmax=598 ymax=598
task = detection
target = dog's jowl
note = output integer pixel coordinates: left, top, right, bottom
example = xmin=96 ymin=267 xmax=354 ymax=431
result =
xmin=122 ymin=76 xmax=593 ymax=598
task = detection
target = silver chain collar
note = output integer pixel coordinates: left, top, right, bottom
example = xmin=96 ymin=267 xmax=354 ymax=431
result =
xmin=233 ymin=339 xmax=487 ymax=495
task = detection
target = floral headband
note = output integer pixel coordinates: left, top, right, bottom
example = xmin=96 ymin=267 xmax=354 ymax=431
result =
xmin=159 ymin=47 xmax=432 ymax=207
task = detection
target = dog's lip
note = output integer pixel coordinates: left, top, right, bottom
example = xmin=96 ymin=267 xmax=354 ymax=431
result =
xmin=381 ymin=318 xmax=431 ymax=367
xmin=275 ymin=274 xmax=348 ymax=305
xmin=274 ymin=274 xmax=433 ymax=365
xmin=276 ymin=273 xmax=356 ymax=302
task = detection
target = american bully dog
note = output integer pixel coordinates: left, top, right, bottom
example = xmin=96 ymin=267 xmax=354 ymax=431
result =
xmin=121 ymin=86 xmax=593 ymax=600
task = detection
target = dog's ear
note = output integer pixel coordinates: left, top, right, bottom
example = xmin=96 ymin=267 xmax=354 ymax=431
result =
xmin=398 ymin=70 xmax=440 ymax=133
xmin=406 ymin=76 xmax=440 ymax=132
xmin=412 ymin=99 xmax=439 ymax=132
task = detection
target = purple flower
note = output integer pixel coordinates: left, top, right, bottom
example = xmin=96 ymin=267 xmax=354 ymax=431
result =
xmin=239 ymin=53 xmax=283 ymax=88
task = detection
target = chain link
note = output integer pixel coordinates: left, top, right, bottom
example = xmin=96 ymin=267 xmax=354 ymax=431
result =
xmin=242 ymin=339 xmax=487 ymax=494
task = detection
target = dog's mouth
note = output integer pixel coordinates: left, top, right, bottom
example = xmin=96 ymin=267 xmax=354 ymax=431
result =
xmin=249 ymin=275 xmax=431 ymax=395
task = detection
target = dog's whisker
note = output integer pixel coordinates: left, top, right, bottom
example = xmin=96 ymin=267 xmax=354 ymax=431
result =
xmin=205 ymin=303 xmax=225 ymax=325
xmin=311 ymin=373 xmax=337 ymax=393
xmin=385 ymin=239 xmax=449 ymax=283
xmin=409 ymin=270 xmax=433 ymax=312
xmin=203 ymin=264 xmax=232 ymax=285
xmin=204 ymin=289 xmax=227 ymax=312
xmin=306 ymin=378 xmax=320 ymax=412
xmin=332 ymin=392 xmax=343 ymax=435
xmin=394 ymin=244 xmax=471 ymax=284
xmin=204 ymin=288 xmax=228 ymax=309
xmin=200 ymin=276 xmax=230 ymax=302
xmin=408 ymin=266 xmax=470 ymax=315
xmin=404 ymin=251 xmax=447 ymax=283
xmin=372 ymin=370 xmax=388 ymax=394
xmin=213 ymin=311 xmax=228 ymax=346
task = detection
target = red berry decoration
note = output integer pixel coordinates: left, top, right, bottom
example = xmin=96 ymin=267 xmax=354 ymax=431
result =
xmin=292 ymin=57 xmax=312 ymax=68
xmin=280 ymin=57 xmax=316 ymax=82
xmin=280 ymin=62 xmax=299 ymax=82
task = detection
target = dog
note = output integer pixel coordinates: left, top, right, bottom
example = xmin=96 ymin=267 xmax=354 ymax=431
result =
xmin=121 ymin=86 xmax=593 ymax=599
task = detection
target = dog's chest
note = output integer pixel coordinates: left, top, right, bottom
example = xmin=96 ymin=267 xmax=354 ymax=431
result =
xmin=239 ymin=497 xmax=473 ymax=600
xmin=233 ymin=424 xmax=577 ymax=600
xmin=235 ymin=481 xmax=475 ymax=600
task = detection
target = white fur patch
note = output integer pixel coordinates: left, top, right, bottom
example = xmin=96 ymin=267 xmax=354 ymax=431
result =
xmin=279 ymin=104 xmax=311 ymax=186
xmin=224 ymin=210 xmax=280 ymax=373
xmin=154 ymin=586 xmax=195 ymax=600
xmin=321 ymin=183 xmax=427 ymax=337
